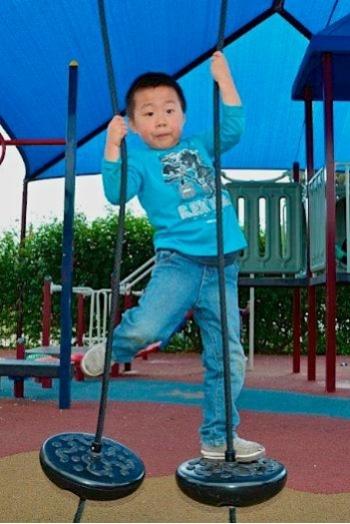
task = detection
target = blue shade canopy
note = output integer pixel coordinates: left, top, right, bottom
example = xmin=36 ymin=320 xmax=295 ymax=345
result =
xmin=293 ymin=13 xmax=350 ymax=100
xmin=1 ymin=0 xmax=350 ymax=180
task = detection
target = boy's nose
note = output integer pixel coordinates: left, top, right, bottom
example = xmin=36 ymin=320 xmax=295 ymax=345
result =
xmin=155 ymin=115 xmax=167 ymax=126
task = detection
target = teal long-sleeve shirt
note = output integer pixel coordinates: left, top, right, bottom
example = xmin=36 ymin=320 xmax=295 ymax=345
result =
xmin=102 ymin=104 xmax=247 ymax=257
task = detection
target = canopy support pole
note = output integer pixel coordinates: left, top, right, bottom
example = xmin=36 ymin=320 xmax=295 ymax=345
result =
xmin=59 ymin=61 xmax=79 ymax=409
xmin=292 ymin=162 xmax=301 ymax=373
xmin=304 ymin=87 xmax=317 ymax=382
xmin=14 ymin=179 xmax=29 ymax=398
xmin=323 ymin=52 xmax=336 ymax=393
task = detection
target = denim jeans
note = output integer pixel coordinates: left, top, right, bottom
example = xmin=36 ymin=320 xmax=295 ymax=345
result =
xmin=112 ymin=250 xmax=246 ymax=446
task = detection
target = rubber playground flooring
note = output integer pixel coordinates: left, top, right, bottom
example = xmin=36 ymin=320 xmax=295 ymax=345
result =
xmin=0 ymin=352 xmax=350 ymax=522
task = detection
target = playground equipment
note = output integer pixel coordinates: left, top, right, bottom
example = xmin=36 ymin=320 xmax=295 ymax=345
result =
xmin=1 ymin=1 xmax=349 ymax=395
xmin=309 ymin=163 xmax=350 ymax=274
xmin=29 ymin=273 xmax=160 ymax=379
xmin=225 ymin=167 xmax=307 ymax=376
xmin=292 ymin=14 xmax=350 ymax=392
xmin=226 ymin=158 xmax=350 ymax=389
xmin=39 ymin=1 xmax=288 ymax=521
xmin=2 ymin=4 xmax=350 ymax=522
xmin=11 ymin=251 xmax=182 ymax=395
xmin=40 ymin=257 xmax=156 ymax=350
xmin=176 ymin=2 xmax=287 ymax=523
xmin=0 ymin=338 xmax=67 ymax=388
xmin=24 ymin=278 xmax=95 ymax=383
xmin=2 ymin=7 xmax=349 ymax=400
xmin=40 ymin=4 xmax=146 ymax=520
xmin=77 ymin=255 xmax=155 ymax=347
xmin=229 ymin=179 xmax=305 ymax=275
xmin=0 ymin=334 xmax=73 ymax=396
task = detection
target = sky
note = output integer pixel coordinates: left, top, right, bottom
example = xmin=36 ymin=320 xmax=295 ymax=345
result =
xmin=0 ymin=125 xmax=283 ymax=235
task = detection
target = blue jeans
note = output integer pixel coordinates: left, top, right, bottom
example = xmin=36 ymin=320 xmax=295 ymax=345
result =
xmin=112 ymin=250 xmax=246 ymax=446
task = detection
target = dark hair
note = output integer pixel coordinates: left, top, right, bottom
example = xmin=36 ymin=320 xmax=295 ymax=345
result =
xmin=126 ymin=72 xmax=187 ymax=118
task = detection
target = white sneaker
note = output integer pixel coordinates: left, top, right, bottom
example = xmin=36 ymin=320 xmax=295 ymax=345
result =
xmin=80 ymin=343 xmax=113 ymax=377
xmin=201 ymin=436 xmax=266 ymax=462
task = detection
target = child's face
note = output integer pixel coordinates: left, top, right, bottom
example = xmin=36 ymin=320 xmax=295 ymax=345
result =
xmin=129 ymin=85 xmax=185 ymax=149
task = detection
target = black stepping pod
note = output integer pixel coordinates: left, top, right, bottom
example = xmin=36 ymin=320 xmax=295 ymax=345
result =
xmin=176 ymin=458 xmax=287 ymax=518
xmin=40 ymin=433 xmax=144 ymax=501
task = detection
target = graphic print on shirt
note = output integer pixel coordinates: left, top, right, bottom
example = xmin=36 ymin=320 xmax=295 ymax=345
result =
xmin=160 ymin=149 xmax=231 ymax=221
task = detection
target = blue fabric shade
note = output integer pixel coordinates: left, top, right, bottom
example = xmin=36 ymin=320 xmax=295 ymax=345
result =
xmin=293 ymin=13 xmax=350 ymax=100
xmin=1 ymin=0 xmax=350 ymax=181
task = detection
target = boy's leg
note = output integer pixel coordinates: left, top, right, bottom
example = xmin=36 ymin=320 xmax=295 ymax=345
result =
xmin=81 ymin=251 xmax=200 ymax=375
xmin=193 ymin=261 xmax=265 ymax=461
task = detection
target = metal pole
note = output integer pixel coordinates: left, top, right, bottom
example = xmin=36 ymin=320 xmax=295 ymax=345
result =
xmin=248 ymin=275 xmax=255 ymax=370
xmin=323 ymin=52 xmax=336 ymax=393
xmin=59 ymin=61 xmax=79 ymax=409
xmin=42 ymin=277 xmax=52 ymax=346
xmin=304 ymin=87 xmax=317 ymax=381
xmin=292 ymin=162 xmax=301 ymax=374
xmin=292 ymin=291 xmax=301 ymax=373
xmin=16 ymin=179 xmax=28 ymax=341
xmin=76 ymin=293 xmax=85 ymax=347
xmin=14 ymin=179 xmax=29 ymax=398
xmin=4 ymin=138 xmax=65 ymax=146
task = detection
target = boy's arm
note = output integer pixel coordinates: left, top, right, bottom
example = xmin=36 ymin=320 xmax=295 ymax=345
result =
xmin=102 ymin=115 xmax=142 ymax=204
xmin=104 ymin=115 xmax=128 ymax=161
xmin=211 ymin=51 xmax=242 ymax=106
xmin=102 ymin=158 xmax=142 ymax=205
xmin=198 ymin=51 xmax=244 ymax=155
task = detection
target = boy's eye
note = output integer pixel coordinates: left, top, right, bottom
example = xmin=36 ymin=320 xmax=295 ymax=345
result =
xmin=144 ymin=111 xmax=154 ymax=117
xmin=166 ymin=108 xmax=175 ymax=114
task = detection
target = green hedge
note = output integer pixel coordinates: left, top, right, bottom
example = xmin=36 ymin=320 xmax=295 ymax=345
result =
xmin=0 ymin=212 xmax=154 ymax=347
xmin=1 ymin=213 xmax=350 ymax=354
xmin=239 ymin=285 xmax=350 ymax=356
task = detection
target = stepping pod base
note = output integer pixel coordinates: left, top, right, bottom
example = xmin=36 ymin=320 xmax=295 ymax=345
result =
xmin=176 ymin=457 xmax=287 ymax=513
xmin=40 ymin=432 xmax=145 ymax=501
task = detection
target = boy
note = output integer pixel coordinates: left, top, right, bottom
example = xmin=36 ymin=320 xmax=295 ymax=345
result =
xmin=82 ymin=51 xmax=265 ymax=462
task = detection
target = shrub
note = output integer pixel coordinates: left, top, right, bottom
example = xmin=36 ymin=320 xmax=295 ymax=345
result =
xmin=0 ymin=212 xmax=153 ymax=346
xmin=1 ymin=213 xmax=350 ymax=355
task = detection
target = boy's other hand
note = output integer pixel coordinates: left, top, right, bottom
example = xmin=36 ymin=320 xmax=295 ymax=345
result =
xmin=107 ymin=115 xmax=128 ymax=147
xmin=210 ymin=51 xmax=231 ymax=84
xmin=105 ymin=115 xmax=128 ymax=161
xmin=210 ymin=50 xmax=241 ymax=106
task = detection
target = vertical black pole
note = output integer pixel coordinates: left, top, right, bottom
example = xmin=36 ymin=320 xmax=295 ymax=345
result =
xmin=213 ymin=0 xmax=235 ymax=463
xmin=14 ymin=179 xmax=28 ymax=398
xmin=73 ymin=498 xmax=86 ymax=523
xmin=323 ymin=52 xmax=336 ymax=393
xmin=304 ymin=86 xmax=317 ymax=382
xmin=59 ymin=61 xmax=79 ymax=409
xmin=229 ymin=506 xmax=236 ymax=523
xmin=213 ymin=82 xmax=234 ymax=461
xmin=92 ymin=0 xmax=128 ymax=451
xmin=16 ymin=180 xmax=28 ymax=339
xmin=292 ymin=163 xmax=301 ymax=374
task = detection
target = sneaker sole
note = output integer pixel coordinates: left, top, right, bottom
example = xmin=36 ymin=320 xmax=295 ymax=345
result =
xmin=80 ymin=357 xmax=104 ymax=378
xmin=201 ymin=448 xmax=266 ymax=462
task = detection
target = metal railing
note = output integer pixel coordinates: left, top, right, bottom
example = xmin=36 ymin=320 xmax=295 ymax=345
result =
xmin=308 ymin=162 xmax=350 ymax=273
xmin=226 ymin=181 xmax=305 ymax=274
xmin=50 ymin=256 xmax=156 ymax=347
